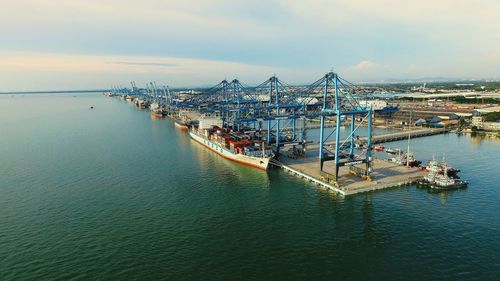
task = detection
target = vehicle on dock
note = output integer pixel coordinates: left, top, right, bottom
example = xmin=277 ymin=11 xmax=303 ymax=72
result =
xmin=189 ymin=115 xmax=274 ymax=170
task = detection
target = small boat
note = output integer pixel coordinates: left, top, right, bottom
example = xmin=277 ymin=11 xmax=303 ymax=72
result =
xmin=373 ymin=145 xmax=384 ymax=152
xmin=431 ymin=176 xmax=468 ymax=190
xmin=390 ymin=151 xmax=421 ymax=167
xmin=385 ymin=147 xmax=402 ymax=154
xmin=390 ymin=110 xmax=421 ymax=167
xmin=424 ymin=170 xmax=468 ymax=190
xmin=174 ymin=119 xmax=189 ymax=130
xmin=421 ymin=160 xmax=468 ymax=191
xmin=425 ymin=154 xmax=461 ymax=178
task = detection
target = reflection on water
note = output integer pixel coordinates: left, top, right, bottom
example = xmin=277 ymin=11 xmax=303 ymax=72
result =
xmin=0 ymin=94 xmax=499 ymax=280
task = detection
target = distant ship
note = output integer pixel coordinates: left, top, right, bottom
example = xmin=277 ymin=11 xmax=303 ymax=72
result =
xmin=174 ymin=119 xmax=189 ymax=130
xmin=150 ymin=103 xmax=164 ymax=118
xmin=189 ymin=115 xmax=274 ymax=170
xmin=359 ymin=99 xmax=399 ymax=113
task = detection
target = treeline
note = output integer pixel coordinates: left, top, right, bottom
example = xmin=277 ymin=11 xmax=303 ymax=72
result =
xmin=483 ymin=112 xmax=500 ymax=122
xmin=451 ymin=96 xmax=499 ymax=104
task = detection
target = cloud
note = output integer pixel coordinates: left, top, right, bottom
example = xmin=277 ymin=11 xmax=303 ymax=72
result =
xmin=0 ymin=0 xmax=498 ymax=89
xmin=351 ymin=60 xmax=377 ymax=71
xmin=342 ymin=60 xmax=383 ymax=80
xmin=281 ymin=0 xmax=500 ymax=29
xmin=0 ymin=51 xmax=314 ymax=91
xmin=115 ymin=62 xmax=178 ymax=67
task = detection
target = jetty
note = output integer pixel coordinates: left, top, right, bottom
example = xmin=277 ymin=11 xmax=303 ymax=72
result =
xmin=310 ymin=128 xmax=449 ymax=149
xmin=280 ymin=159 xmax=423 ymax=196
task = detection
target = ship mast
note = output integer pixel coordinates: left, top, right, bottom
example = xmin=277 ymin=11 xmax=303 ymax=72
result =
xmin=406 ymin=110 xmax=412 ymax=167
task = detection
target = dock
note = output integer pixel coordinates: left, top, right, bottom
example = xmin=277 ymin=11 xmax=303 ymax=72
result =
xmin=370 ymin=128 xmax=448 ymax=144
xmin=108 ymin=73 xmax=443 ymax=197
xmin=308 ymin=128 xmax=448 ymax=150
xmin=279 ymin=157 xmax=425 ymax=196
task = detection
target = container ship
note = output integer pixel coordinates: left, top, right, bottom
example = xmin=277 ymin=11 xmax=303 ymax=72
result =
xmin=189 ymin=115 xmax=274 ymax=170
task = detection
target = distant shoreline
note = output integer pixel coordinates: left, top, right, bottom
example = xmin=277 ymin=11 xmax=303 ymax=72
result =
xmin=0 ymin=90 xmax=109 ymax=95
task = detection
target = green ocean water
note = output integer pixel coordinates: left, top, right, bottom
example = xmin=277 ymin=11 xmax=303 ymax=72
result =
xmin=1 ymin=94 xmax=499 ymax=280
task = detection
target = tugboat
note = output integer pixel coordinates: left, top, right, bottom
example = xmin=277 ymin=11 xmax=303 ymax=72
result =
xmin=422 ymin=163 xmax=468 ymax=190
xmin=431 ymin=174 xmax=468 ymax=190
xmin=420 ymin=153 xmax=468 ymax=190
xmin=424 ymin=154 xmax=461 ymax=178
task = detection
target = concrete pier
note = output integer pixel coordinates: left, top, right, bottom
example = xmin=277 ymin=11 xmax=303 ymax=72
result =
xmin=279 ymin=151 xmax=425 ymax=196
xmin=306 ymin=128 xmax=448 ymax=151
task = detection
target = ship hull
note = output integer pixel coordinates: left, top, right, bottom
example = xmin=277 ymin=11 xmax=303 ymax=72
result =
xmin=151 ymin=112 xmax=164 ymax=118
xmin=189 ymin=131 xmax=270 ymax=170
xmin=174 ymin=120 xmax=189 ymax=130
xmin=430 ymin=182 xmax=468 ymax=190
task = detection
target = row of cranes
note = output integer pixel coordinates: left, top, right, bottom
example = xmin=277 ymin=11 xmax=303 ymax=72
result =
xmin=111 ymin=81 xmax=180 ymax=110
xmin=112 ymin=71 xmax=374 ymax=180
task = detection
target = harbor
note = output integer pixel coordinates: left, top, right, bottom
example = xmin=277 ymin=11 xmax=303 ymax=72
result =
xmin=103 ymin=71 xmax=482 ymax=196
xmin=1 ymin=91 xmax=498 ymax=281
xmin=2 ymin=0 xmax=500 ymax=279
xmin=280 ymin=158 xmax=424 ymax=196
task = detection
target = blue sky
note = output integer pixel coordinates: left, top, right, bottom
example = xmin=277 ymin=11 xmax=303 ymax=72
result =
xmin=0 ymin=0 xmax=499 ymax=91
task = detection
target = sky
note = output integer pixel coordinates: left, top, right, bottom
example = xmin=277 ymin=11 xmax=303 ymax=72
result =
xmin=0 ymin=0 xmax=499 ymax=91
